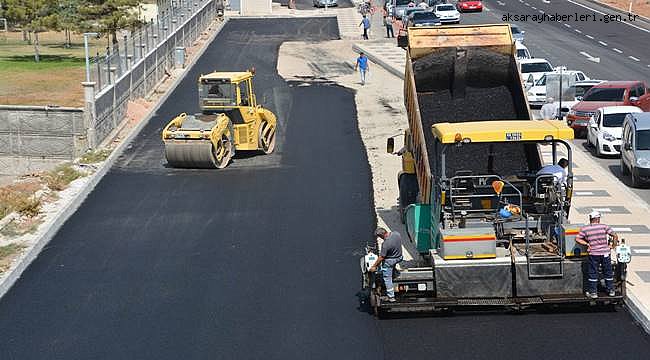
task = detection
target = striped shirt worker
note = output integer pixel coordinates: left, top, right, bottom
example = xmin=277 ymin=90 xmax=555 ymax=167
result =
xmin=576 ymin=223 xmax=614 ymax=256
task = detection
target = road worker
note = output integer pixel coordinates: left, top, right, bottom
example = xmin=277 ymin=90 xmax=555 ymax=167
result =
xmin=369 ymin=227 xmax=403 ymax=303
xmin=575 ymin=211 xmax=619 ymax=298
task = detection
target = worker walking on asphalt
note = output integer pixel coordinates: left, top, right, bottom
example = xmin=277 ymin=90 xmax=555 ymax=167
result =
xmin=575 ymin=211 xmax=619 ymax=298
xmin=359 ymin=15 xmax=371 ymax=40
xmin=540 ymin=97 xmax=557 ymax=120
xmin=354 ymin=52 xmax=370 ymax=85
xmin=369 ymin=227 xmax=403 ymax=303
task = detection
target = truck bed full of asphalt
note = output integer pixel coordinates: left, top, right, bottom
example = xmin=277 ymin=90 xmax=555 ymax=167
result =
xmin=0 ymin=18 xmax=648 ymax=360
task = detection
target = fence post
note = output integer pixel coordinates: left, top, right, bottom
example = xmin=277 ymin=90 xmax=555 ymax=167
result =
xmin=95 ymin=52 xmax=102 ymax=90
xmin=82 ymin=81 xmax=98 ymax=149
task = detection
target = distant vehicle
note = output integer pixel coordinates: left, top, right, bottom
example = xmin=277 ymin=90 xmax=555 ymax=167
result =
xmin=392 ymin=0 xmax=414 ymax=18
xmin=434 ymin=4 xmax=460 ymax=23
xmin=408 ymin=10 xmax=442 ymax=27
xmin=552 ymin=80 xmax=605 ymax=119
xmin=515 ymin=41 xmax=531 ymax=60
xmin=587 ymin=106 xmax=642 ymax=157
xmin=568 ymin=81 xmax=650 ymax=137
xmin=621 ymin=112 xmax=650 ymax=187
xmin=456 ymin=0 xmax=482 ymax=12
xmin=510 ymin=24 xmax=525 ymax=43
xmin=518 ymin=58 xmax=553 ymax=87
xmin=526 ymin=70 xmax=589 ymax=108
xmin=313 ymin=0 xmax=337 ymax=7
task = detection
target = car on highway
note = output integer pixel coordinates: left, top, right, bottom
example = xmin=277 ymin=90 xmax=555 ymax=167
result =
xmin=586 ymin=106 xmax=642 ymax=157
xmin=621 ymin=112 xmax=650 ymax=186
xmin=434 ymin=3 xmax=460 ymax=23
xmin=456 ymin=0 xmax=482 ymax=12
xmin=510 ymin=24 xmax=525 ymax=43
xmin=526 ymin=70 xmax=589 ymax=108
xmin=568 ymin=81 xmax=650 ymax=137
xmin=313 ymin=0 xmax=337 ymax=7
xmin=515 ymin=41 xmax=531 ymax=59
xmin=551 ymin=80 xmax=605 ymax=119
xmin=518 ymin=58 xmax=553 ymax=87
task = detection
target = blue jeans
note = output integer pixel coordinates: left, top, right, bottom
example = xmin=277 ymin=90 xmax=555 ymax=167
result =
xmin=381 ymin=257 xmax=402 ymax=298
xmin=587 ymin=255 xmax=614 ymax=293
xmin=359 ymin=69 xmax=367 ymax=84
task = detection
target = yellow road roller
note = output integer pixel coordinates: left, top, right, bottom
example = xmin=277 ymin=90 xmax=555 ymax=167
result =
xmin=162 ymin=70 xmax=277 ymax=168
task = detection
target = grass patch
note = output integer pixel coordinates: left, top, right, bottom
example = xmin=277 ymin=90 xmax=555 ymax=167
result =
xmin=0 ymin=187 xmax=42 ymax=219
xmin=79 ymin=149 xmax=112 ymax=164
xmin=0 ymin=219 xmax=40 ymax=237
xmin=0 ymin=55 xmax=84 ymax=71
xmin=0 ymin=243 xmax=26 ymax=273
xmin=43 ymin=163 xmax=84 ymax=191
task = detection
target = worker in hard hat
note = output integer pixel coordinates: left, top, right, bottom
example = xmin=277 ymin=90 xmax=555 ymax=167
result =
xmin=575 ymin=211 xmax=619 ymax=298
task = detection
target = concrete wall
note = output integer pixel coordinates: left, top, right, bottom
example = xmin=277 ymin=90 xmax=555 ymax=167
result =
xmin=0 ymin=105 xmax=85 ymax=175
xmin=240 ymin=0 xmax=271 ymax=14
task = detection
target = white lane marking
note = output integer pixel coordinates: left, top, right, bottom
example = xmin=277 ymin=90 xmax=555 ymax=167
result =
xmin=564 ymin=23 xmax=571 ymax=28
xmin=585 ymin=34 xmax=594 ymax=39
xmin=497 ymin=0 xmax=505 ymax=5
xmin=613 ymin=48 xmax=623 ymax=53
xmin=599 ymin=41 xmax=608 ymax=46
xmin=634 ymin=249 xmax=650 ymax=254
xmin=519 ymin=0 xmax=523 ymax=2
xmin=580 ymin=51 xmax=601 ymax=63
xmin=612 ymin=227 xmax=633 ymax=232
xmin=575 ymin=29 xmax=582 ymax=33
xmin=592 ymin=208 xmax=612 ymax=212
xmin=542 ymin=0 xmax=550 ymax=3
xmin=575 ymin=191 xmax=594 ymax=195
xmin=566 ymin=0 xmax=650 ymax=34
xmin=524 ymin=2 xmax=530 ymax=5
xmin=629 ymin=56 xmax=640 ymax=61
xmin=539 ymin=10 xmax=545 ymax=14
xmin=531 ymin=6 xmax=537 ymax=9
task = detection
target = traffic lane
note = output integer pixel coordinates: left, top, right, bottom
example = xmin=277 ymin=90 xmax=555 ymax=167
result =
xmin=286 ymin=0 xmax=355 ymax=10
xmin=483 ymin=0 xmax=650 ymax=70
xmin=464 ymin=1 xmax=649 ymax=82
xmin=380 ymin=309 xmax=650 ymax=359
xmin=573 ymin=138 xmax=650 ymax=203
xmin=0 ymin=18 xmax=385 ymax=359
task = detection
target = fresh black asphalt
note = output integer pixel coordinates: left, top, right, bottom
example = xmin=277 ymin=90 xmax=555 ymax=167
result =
xmin=0 ymin=17 xmax=649 ymax=360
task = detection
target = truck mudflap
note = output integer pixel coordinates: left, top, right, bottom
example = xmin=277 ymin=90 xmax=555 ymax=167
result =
xmin=404 ymin=204 xmax=432 ymax=252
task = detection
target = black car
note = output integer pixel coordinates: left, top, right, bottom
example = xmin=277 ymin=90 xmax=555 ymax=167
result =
xmin=408 ymin=11 xmax=442 ymax=27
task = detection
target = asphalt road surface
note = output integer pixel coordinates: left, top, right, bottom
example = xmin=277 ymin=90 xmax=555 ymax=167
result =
xmin=0 ymin=17 xmax=649 ymax=360
xmin=283 ymin=0 xmax=355 ymax=10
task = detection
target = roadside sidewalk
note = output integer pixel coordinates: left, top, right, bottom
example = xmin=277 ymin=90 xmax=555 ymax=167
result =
xmin=358 ymin=40 xmax=650 ymax=333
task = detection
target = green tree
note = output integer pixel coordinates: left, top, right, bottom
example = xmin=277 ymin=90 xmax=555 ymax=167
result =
xmin=3 ymin=0 xmax=51 ymax=61
xmin=46 ymin=0 xmax=83 ymax=47
xmin=80 ymin=0 xmax=142 ymax=46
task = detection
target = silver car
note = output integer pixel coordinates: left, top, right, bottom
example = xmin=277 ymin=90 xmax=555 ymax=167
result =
xmin=313 ymin=0 xmax=337 ymax=7
xmin=621 ymin=112 xmax=650 ymax=187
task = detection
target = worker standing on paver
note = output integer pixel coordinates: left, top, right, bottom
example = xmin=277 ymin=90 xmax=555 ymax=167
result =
xmin=369 ymin=227 xmax=403 ymax=303
xmin=354 ymin=52 xmax=370 ymax=85
xmin=536 ymin=158 xmax=569 ymax=184
xmin=540 ymin=97 xmax=557 ymax=120
xmin=575 ymin=211 xmax=619 ymax=298
xmin=359 ymin=15 xmax=371 ymax=40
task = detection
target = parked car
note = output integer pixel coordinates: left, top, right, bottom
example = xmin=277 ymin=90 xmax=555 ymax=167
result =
xmin=456 ymin=0 xmax=482 ymax=12
xmin=518 ymin=58 xmax=553 ymax=87
xmin=313 ymin=0 xmax=337 ymax=7
xmin=621 ymin=112 xmax=650 ymax=186
xmin=434 ymin=3 xmax=460 ymax=23
xmin=392 ymin=0 xmax=413 ymax=18
xmin=408 ymin=10 xmax=442 ymax=27
xmin=568 ymin=81 xmax=650 ymax=137
xmin=515 ymin=41 xmax=531 ymax=60
xmin=526 ymin=70 xmax=589 ymax=108
xmin=587 ymin=106 xmax=642 ymax=157
xmin=510 ymin=24 xmax=525 ymax=43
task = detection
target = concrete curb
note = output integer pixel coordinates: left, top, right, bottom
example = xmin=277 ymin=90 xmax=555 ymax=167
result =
xmin=0 ymin=17 xmax=230 ymax=301
xmin=351 ymin=43 xmax=404 ymax=79
xmin=364 ymin=46 xmax=650 ymax=333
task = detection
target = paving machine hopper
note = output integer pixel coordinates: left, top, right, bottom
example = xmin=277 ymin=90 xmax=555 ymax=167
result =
xmin=162 ymin=70 xmax=277 ymax=168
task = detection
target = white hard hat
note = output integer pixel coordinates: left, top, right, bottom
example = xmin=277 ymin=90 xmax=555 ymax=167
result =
xmin=589 ymin=210 xmax=601 ymax=219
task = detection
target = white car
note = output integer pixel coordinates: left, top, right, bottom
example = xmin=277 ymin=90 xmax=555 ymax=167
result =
xmin=515 ymin=41 xmax=531 ymax=60
xmin=526 ymin=70 xmax=589 ymax=108
xmin=519 ymin=58 xmax=553 ymax=88
xmin=434 ymin=4 xmax=460 ymax=23
xmin=587 ymin=106 xmax=643 ymax=157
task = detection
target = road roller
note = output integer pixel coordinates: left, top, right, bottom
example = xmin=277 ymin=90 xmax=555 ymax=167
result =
xmin=162 ymin=70 xmax=277 ymax=168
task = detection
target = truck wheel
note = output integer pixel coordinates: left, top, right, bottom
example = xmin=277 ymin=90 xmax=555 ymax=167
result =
xmin=398 ymin=173 xmax=418 ymax=224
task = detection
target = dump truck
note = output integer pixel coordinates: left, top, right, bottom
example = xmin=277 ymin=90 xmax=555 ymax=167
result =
xmin=361 ymin=24 xmax=629 ymax=315
xmin=162 ymin=70 xmax=277 ymax=168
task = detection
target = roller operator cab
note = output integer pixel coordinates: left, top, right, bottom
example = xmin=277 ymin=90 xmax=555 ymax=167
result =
xmin=362 ymin=25 xmax=629 ymax=316
xmin=162 ymin=71 xmax=277 ymax=168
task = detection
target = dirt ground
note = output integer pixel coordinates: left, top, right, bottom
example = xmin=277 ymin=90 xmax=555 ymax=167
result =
xmin=601 ymin=0 xmax=650 ymax=17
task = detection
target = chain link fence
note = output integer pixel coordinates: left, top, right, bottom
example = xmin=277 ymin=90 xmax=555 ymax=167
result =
xmin=90 ymin=0 xmax=220 ymax=147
